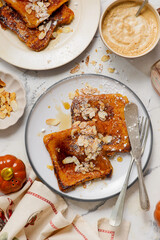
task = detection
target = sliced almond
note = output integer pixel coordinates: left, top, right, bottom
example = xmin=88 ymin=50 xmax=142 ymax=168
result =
xmin=101 ymin=55 xmax=110 ymax=62
xmin=46 ymin=118 xmax=60 ymax=126
xmin=98 ymin=111 xmax=108 ymax=121
xmin=0 ymin=79 xmax=6 ymax=87
xmin=68 ymin=91 xmax=75 ymax=100
xmin=62 ymin=156 xmax=80 ymax=165
xmin=62 ymin=26 xmax=72 ymax=33
xmin=10 ymin=100 xmax=18 ymax=111
xmin=102 ymin=135 xmax=113 ymax=144
xmin=37 ymin=1 xmax=44 ymax=7
xmin=38 ymin=31 xmax=46 ymax=40
xmin=0 ymin=112 xmax=6 ymax=119
xmin=26 ymin=8 xmax=32 ymax=14
xmin=47 ymin=165 xmax=54 ymax=170
xmin=0 ymin=88 xmax=5 ymax=94
xmin=1 ymin=95 xmax=6 ymax=104
xmin=108 ymin=68 xmax=115 ymax=73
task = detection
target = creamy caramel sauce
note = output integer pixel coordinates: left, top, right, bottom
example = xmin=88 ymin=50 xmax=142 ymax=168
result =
xmin=117 ymin=156 xmax=123 ymax=162
xmin=102 ymin=1 xmax=159 ymax=57
xmin=62 ymin=101 xmax=70 ymax=110
xmin=55 ymin=105 xmax=71 ymax=131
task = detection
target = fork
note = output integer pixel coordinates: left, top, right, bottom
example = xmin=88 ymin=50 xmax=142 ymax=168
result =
xmin=109 ymin=117 xmax=150 ymax=227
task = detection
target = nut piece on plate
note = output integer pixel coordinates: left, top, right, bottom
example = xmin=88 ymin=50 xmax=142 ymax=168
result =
xmin=0 ymin=155 xmax=27 ymax=194
xmin=46 ymin=118 xmax=60 ymax=126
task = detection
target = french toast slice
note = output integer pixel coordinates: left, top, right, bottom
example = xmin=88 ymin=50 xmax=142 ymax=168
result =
xmin=3 ymin=0 xmax=68 ymax=28
xmin=71 ymin=94 xmax=130 ymax=153
xmin=0 ymin=4 xmax=74 ymax=51
xmin=43 ymin=122 xmax=113 ymax=192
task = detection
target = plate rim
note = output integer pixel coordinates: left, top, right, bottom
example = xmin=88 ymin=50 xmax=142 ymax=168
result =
xmin=25 ymin=73 xmax=153 ymax=201
xmin=0 ymin=0 xmax=101 ymax=70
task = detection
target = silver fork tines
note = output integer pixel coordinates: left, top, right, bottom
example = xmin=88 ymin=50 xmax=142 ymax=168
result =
xmin=109 ymin=116 xmax=149 ymax=227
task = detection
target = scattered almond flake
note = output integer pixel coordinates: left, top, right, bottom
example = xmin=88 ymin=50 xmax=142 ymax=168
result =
xmin=98 ymin=111 xmax=108 ymax=121
xmin=52 ymin=32 xmax=58 ymax=38
xmin=81 ymin=107 xmax=97 ymax=120
xmin=99 ymin=101 xmax=105 ymax=111
xmin=102 ymin=135 xmax=113 ymax=144
xmin=62 ymin=156 xmax=80 ymax=165
xmin=0 ymin=79 xmax=6 ymax=87
xmin=10 ymin=100 xmax=18 ymax=111
xmin=47 ymin=165 xmax=54 ymax=170
xmin=26 ymin=7 xmax=32 ymax=14
xmin=75 ymin=89 xmax=80 ymax=97
xmin=25 ymin=1 xmax=50 ymax=22
xmin=108 ymin=68 xmax=115 ymax=73
xmin=71 ymin=128 xmax=78 ymax=138
xmin=0 ymin=88 xmax=4 ymax=94
xmin=98 ymin=133 xmax=103 ymax=139
xmin=91 ymin=60 xmax=97 ymax=66
xmin=106 ymin=49 xmax=113 ymax=54
xmin=80 ymin=83 xmax=100 ymax=95
xmin=77 ymin=135 xmax=86 ymax=147
xmin=72 ymin=121 xmax=81 ymax=128
xmin=68 ymin=91 xmax=75 ymax=100
xmin=80 ymin=125 xmax=97 ymax=136
xmin=101 ymin=55 xmax=110 ymax=62
xmin=85 ymin=55 xmax=90 ymax=66
xmin=62 ymin=26 xmax=72 ymax=33
xmin=37 ymin=1 xmax=44 ymax=7
xmin=70 ymin=64 xmax=80 ymax=74
xmin=57 ymin=27 xmax=63 ymax=34
xmin=95 ymin=49 xmax=98 ymax=52
xmin=46 ymin=118 xmax=60 ymax=126
xmin=95 ymin=64 xmax=103 ymax=73
xmin=62 ymin=101 xmax=70 ymax=110
xmin=45 ymin=20 xmax=51 ymax=32
xmin=79 ymin=121 xmax=87 ymax=129
xmin=38 ymin=31 xmax=46 ymax=40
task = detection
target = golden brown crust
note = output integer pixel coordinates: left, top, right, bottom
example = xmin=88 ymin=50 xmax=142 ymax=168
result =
xmin=3 ymin=0 xmax=68 ymax=28
xmin=43 ymin=124 xmax=113 ymax=192
xmin=71 ymin=94 xmax=130 ymax=153
xmin=0 ymin=4 xmax=74 ymax=51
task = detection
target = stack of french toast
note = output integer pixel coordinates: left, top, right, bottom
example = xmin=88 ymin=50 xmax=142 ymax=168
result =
xmin=0 ymin=0 xmax=74 ymax=51
xmin=43 ymin=85 xmax=131 ymax=192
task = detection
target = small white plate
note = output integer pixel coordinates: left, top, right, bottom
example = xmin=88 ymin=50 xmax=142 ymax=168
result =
xmin=0 ymin=72 xmax=26 ymax=130
xmin=25 ymin=74 xmax=153 ymax=201
xmin=0 ymin=0 xmax=100 ymax=70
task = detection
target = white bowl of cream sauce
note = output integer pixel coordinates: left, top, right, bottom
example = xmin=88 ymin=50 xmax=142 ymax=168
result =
xmin=99 ymin=0 xmax=160 ymax=58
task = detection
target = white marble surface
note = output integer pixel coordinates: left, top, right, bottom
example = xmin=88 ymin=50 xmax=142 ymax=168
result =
xmin=0 ymin=0 xmax=160 ymax=239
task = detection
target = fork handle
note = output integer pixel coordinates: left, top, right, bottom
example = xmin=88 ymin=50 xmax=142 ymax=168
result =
xmin=136 ymin=161 xmax=150 ymax=211
xmin=109 ymin=159 xmax=134 ymax=226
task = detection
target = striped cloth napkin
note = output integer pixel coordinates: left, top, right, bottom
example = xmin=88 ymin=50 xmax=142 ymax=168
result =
xmin=0 ymin=166 xmax=130 ymax=240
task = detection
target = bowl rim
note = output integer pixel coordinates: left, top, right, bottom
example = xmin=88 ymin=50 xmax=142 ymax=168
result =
xmin=99 ymin=0 xmax=160 ymax=58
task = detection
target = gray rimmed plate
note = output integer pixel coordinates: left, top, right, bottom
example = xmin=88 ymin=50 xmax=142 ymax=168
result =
xmin=25 ymin=74 xmax=153 ymax=201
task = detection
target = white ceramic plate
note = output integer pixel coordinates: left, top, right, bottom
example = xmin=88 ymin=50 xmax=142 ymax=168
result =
xmin=0 ymin=0 xmax=100 ymax=70
xmin=0 ymin=72 xmax=26 ymax=130
xmin=25 ymin=74 xmax=153 ymax=201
